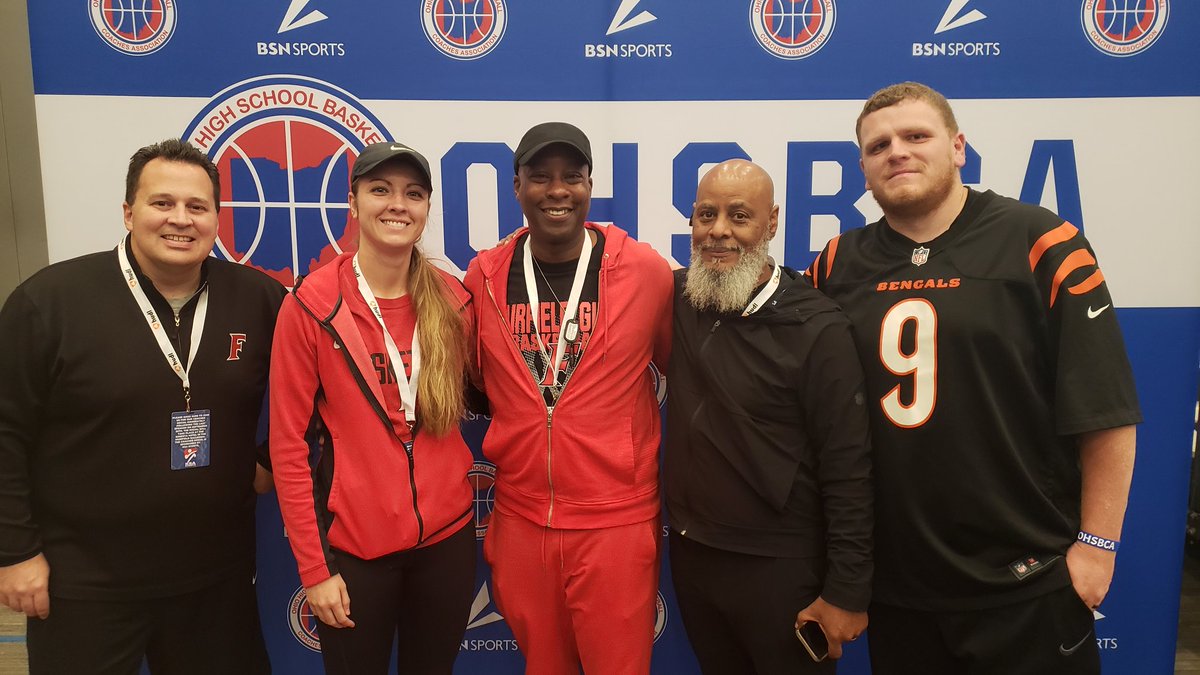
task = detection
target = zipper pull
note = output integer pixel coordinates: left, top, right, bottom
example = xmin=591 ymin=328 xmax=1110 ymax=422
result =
xmin=546 ymin=406 xmax=554 ymax=428
xmin=710 ymin=319 xmax=721 ymax=333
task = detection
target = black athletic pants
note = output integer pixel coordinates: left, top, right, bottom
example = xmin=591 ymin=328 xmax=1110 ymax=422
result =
xmin=868 ymin=584 xmax=1100 ymax=675
xmin=669 ymin=529 xmax=836 ymax=675
xmin=316 ymin=521 xmax=476 ymax=675
xmin=26 ymin=572 xmax=269 ymax=675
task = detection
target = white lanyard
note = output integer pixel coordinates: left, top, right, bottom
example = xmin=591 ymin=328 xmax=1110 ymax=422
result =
xmin=352 ymin=253 xmax=420 ymax=427
xmin=742 ymin=264 xmax=782 ymax=317
xmin=522 ymin=232 xmax=592 ymax=385
xmin=117 ymin=235 xmax=209 ymax=411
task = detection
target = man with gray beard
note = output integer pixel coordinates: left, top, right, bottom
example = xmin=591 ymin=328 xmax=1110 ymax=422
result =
xmin=664 ymin=160 xmax=874 ymax=674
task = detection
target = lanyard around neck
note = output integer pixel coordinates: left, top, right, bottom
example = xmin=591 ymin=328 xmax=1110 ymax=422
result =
xmin=352 ymin=253 xmax=420 ymax=427
xmin=742 ymin=264 xmax=781 ymax=317
xmin=522 ymin=232 xmax=592 ymax=384
xmin=117 ymin=235 xmax=208 ymax=411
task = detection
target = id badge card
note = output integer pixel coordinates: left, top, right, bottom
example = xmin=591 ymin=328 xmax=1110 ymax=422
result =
xmin=171 ymin=410 xmax=211 ymax=470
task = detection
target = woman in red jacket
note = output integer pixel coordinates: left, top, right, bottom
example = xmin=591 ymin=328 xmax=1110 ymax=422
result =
xmin=269 ymin=142 xmax=475 ymax=674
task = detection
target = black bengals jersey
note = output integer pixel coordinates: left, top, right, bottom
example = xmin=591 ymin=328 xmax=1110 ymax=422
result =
xmin=807 ymin=188 xmax=1141 ymax=611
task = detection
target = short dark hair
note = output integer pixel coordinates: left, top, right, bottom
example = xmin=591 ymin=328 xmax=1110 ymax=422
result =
xmin=125 ymin=139 xmax=222 ymax=211
xmin=856 ymin=82 xmax=959 ymax=143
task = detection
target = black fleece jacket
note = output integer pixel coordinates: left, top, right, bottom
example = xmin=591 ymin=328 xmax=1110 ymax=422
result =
xmin=664 ymin=266 xmax=874 ymax=611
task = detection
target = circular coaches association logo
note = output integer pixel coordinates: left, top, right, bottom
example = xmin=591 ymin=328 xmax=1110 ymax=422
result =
xmin=422 ymin=0 xmax=508 ymax=60
xmin=653 ymin=592 xmax=668 ymax=643
xmin=89 ymin=0 xmax=177 ymax=55
xmin=649 ymin=363 xmax=667 ymax=409
xmin=181 ymin=75 xmax=394 ymax=287
xmin=470 ymin=461 xmax=497 ymax=539
xmin=1082 ymin=0 xmax=1168 ymax=56
xmin=287 ymin=586 xmax=322 ymax=652
xmin=750 ymin=0 xmax=835 ymax=60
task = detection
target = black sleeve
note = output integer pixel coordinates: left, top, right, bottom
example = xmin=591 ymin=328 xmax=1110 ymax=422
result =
xmin=464 ymin=378 xmax=491 ymax=417
xmin=255 ymin=278 xmax=290 ymax=473
xmin=1027 ymin=221 xmax=1142 ymax=435
xmin=0 ymin=287 xmax=50 ymax=566
xmin=798 ymin=314 xmax=874 ymax=612
xmin=255 ymin=388 xmax=272 ymax=472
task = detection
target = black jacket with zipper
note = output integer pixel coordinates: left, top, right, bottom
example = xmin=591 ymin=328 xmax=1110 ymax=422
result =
xmin=664 ymin=266 xmax=874 ymax=611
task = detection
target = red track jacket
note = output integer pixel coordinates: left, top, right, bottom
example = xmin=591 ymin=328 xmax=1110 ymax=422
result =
xmin=270 ymin=254 xmax=473 ymax=587
xmin=464 ymin=223 xmax=673 ymax=530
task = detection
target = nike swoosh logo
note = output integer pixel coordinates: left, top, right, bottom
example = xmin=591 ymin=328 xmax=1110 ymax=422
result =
xmin=1059 ymin=628 xmax=1093 ymax=656
xmin=1087 ymin=304 xmax=1111 ymax=319
xmin=390 ymin=144 xmax=411 ymax=152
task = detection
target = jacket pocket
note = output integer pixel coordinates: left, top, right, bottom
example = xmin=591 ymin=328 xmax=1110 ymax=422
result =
xmin=555 ymin=414 xmax=636 ymax=503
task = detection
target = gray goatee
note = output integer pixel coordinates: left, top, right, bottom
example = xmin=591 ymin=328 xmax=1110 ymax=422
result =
xmin=684 ymin=238 xmax=771 ymax=314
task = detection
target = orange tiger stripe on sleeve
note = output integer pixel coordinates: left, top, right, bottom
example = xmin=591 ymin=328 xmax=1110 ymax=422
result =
xmin=805 ymin=258 xmax=820 ymax=287
xmin=823 ymin=234 xmax=841 ymax=281
xmin=1029 ymin=222 xmax=1079 ymax=272
xmin=1067 ymin=269 xmax=1106 ymax=297
xmin=1049 ymin=249 xmax=1098 ymax=307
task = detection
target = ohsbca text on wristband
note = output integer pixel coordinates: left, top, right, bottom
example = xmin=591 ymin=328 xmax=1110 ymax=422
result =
xmin=1077 ymin=531 xmax=1119 ymax=552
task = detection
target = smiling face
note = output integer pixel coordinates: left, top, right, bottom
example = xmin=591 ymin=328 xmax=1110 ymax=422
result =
xmin=349 ymin=159 xmax=431 ymax=257
xmin=858 ymin=98 xmax=966 ymax=220
xmin=690 ymin=159 xmax=778 ymax=277
xmin=683 ymin=160 xmax=778 ymax=313
xmin=122 ymin=158 xmax=219 ymax=283
xmin=514 ymin=144 xmax=592 ymax=258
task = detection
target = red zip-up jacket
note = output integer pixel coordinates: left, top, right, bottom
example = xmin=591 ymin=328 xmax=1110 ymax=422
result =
xmin=270 ymin=253 xmax=473 ymax=587
xmin=464 ymin=223 xmax=673 ymax=530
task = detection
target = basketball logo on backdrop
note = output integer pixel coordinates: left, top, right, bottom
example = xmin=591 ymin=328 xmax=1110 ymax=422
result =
xmin=287 ymin=586 xmax=322 ymax=651
xmin=422 ymin=0 xmax=507 ymax=60
xmin=469 ymin=461 xmax=497 ymax=539
xmin=749 ymin=0 xmax=835 ymax=60
xmin=181 ymin=75 xmax=393 ymax=287
xmin=89 ymin=0 xmax=177 ymax=55
xmin=1082 ymin=0 xmax=1168 ymax=57
xmin=653 ymin=592 xmax=668 ymax=642
xmin=649 ymin=363 xmax=667 ymax=409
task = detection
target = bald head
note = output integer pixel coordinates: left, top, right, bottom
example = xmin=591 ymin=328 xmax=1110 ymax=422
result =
xmin=698 ymin=159 xmax=775 ymax=207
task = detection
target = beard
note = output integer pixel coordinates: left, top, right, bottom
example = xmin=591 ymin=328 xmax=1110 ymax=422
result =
xmin=870 ymin=160 xmax=959 ymax=220
xmin=684 ymin=237 xmax=771 ymax=314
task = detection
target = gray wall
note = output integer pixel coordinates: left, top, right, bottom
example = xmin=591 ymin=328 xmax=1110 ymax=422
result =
xmin=0 ymin=0 xmax=48 ymax=304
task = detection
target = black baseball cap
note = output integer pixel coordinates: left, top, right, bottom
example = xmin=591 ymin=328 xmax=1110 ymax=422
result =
xmin=352 ymin=141 xmax=433 ymax=188
xmin=513 ymin=122 xmax=593 ymax=173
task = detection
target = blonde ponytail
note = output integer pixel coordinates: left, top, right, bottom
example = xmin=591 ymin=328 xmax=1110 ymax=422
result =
xmin=409 ymin=247 xmax=467 ymax=437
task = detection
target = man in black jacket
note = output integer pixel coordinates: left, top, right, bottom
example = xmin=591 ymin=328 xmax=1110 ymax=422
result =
xmin=664 ymin=159 xmax=873 ymax=674
xmin=0 ymin=139 xmax=283 ymax=674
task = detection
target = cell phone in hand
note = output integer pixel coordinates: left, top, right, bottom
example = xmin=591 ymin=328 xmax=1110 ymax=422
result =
xmin=795 ymin=621 xmax=830 ymax=662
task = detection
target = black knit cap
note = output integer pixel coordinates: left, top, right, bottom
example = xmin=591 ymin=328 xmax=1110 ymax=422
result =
xmin=513 ymin=122 xmax=593 ymax=173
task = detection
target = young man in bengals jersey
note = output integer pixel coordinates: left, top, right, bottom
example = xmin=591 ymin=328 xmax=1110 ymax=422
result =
xmin=806 ymin=82 xmax=1140 ymax=674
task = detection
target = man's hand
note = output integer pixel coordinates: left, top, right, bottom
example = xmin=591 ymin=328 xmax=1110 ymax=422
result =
xmin=1066 ymin=541 xmax=1115 ymax=610
xmin=306 ymin=574 xmax=355 ymax=628
xmin=0 ymin=554 xmax=50 ymax=619
xmin=253 ymin=464 xmax=274 ymax=494
xmin=796 ymin=596 xmax=867 ymax=659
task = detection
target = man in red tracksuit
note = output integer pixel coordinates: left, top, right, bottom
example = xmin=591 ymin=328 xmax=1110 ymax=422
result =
xmin=464 ymin=122 xmax=673 ymax=674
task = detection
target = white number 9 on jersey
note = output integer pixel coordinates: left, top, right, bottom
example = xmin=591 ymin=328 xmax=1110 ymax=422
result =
xmin=879 ymin=298 xmax=938 ymax=428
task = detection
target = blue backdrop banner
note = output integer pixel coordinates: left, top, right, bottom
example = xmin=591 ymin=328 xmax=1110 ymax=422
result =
xmin=25 ymin=1 xmax=1200 ymax=673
